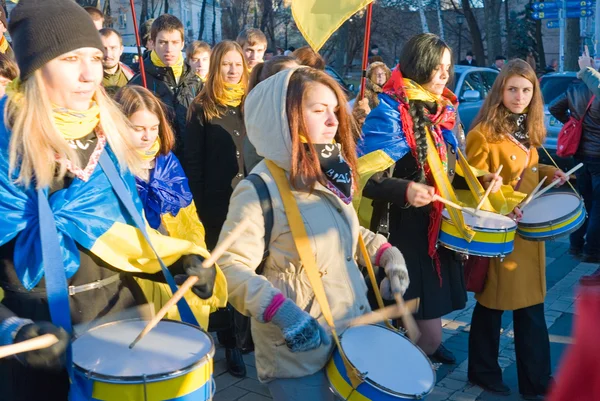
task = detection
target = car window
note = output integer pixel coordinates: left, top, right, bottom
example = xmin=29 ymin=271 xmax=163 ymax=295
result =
xmin=460 ymin=72 xmax=484 ymax=99
xmin=540 ymin=76 xmax=581 ymax=104
xmin=480 ymin=71 xmax=498 ymax=98
xmin=449 ymin=73 xmax=461 ymax=92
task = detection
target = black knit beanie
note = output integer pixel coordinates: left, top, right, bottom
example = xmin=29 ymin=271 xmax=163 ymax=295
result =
xmin=8 ymin=0 xmax=104 ymax=80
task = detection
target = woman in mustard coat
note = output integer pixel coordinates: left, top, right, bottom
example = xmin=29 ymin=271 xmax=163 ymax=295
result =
xmin=465 ymin=59 xmax=568 ymax=400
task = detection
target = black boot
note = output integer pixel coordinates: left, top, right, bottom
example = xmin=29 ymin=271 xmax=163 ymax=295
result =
xmin=226 ymin=348 xmax=246 ymax=377
xmin=428 ymin=344 xmax=456 ymax=364
xmin=469 ymin=376 xmax=511 ymax=396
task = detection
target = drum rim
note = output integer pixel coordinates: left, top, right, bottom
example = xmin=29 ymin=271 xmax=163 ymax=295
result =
xmin=518 ymin=192 xmax=584 ymax=228
xmin=437 ymin=238 xmax=514 ymax=258
xmin=517 ymin=209 xmax=586 ymax=241
xmin=330 ymin=324 xmax=436 ymax=399
xmin=441 ymin=214 xmax=517 ymax=233
xmin=72 ymin=318 xmax=215 ymax=384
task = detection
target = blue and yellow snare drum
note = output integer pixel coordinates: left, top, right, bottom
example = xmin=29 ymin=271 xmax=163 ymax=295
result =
xmin=71 ymin=319 xmax=214 ymax=401
xmin=326 ymin=325 xmax=435 ymax=400
xmin=438 ymin=209 xmax=517 ymax=258
xmin=517 ymin=192 xmax=586 ymax=241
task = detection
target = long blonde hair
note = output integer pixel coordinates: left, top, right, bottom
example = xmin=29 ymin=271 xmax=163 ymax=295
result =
xmin=6 ymin=71 xmax=140 ymax=189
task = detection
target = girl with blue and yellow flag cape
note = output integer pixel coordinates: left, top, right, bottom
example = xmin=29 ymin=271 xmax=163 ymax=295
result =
xmin=0 ymin=1 xmax=226 ymax=398
xmin=354 ymin=33 xmax=524 ymax=363
xmin=114 ymin=85 xmax=223 ymax=328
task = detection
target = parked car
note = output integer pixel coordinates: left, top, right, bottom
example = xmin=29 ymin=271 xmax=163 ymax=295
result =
xmin=540 ymin=72 xmax=580 ymax=171
xmin=449 ymin=65 xmax=499 ymax=131
xmin=325 ymin=66 xmax=357 ymax=100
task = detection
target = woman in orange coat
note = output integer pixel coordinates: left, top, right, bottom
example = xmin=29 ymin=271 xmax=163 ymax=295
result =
xmin=465 ymin=59 xmax=568 ymax=400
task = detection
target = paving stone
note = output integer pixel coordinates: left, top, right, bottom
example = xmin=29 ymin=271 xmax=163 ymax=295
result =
xmin=427 ymin=387 xmax=455 ymax=401
xmin=236 ymin=392 xmax=272 ymax=401
xmin=235 ymin=378 xmax=271 ymax=397
xmin=462 ymin=384 xmax=484 ymax=396
xmin=214 ymin=385 xmax=249 ymax=401
xmin=439 ymin=377 xmax=468 ymax=391
xmin=215 ymin=371 xmax=244 ymax=390
xmin=498 ymin=356 xmax=513 ymax=368
xmin=242 ymin=353 xmax=256 ymax=367
xmin=447 ymin=370 xmax=469 ymax=382
xmin=449 ymin=391 xmax=479 ymax=401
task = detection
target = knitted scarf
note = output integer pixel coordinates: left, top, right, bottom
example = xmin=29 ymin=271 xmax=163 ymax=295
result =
xmin=151 ymin=50 xmax=183 ymax=82
xmin=216 ymin=82 xmax=245 ymax=107
xmin=382 ymin=67 xmax=458 ymax=281
xmin=52 ymin=103 xmax=101 ymax=141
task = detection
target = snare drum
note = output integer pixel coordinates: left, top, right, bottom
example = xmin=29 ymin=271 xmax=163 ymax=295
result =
xmin=71 ymin=319 xmax=215 ymax=401
xmin=517 ymin=192 xmax=586 ymax=241
xmin=438 ymin=209 xmax=517 ymax=257
xmin=326 ymin=325 xmax=435 ymax=400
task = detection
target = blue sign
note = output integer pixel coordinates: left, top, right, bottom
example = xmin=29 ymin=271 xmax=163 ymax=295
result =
xmin=532 ymin=8 xmax=594 ymax=19
xmin=532 ymin=1 xmax=594 ymax=10
xmin=546 ymin=19 xmax=561 ymax=28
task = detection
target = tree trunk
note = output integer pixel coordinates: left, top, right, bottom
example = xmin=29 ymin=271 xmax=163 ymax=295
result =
xmin=504 ymin=0 xmax=510 ymax=56
xmin=461 ymin=0 xmax=486 ymax=65
xmin=199 ymin=0 xmax=207 ymax=40
xmin=535 ymin=17 xmax=546 ymax=69
xmin=437 ymin=0 xmax=444 ymax=40
xmin=103 ymin=0 xmax=112 ymax=27
xmin=141 ymin=0 xmax=149 ymax=25
xmin=164 ymin=0 xmax=169 ymax=15
xmin=565 ymin=18 xmax=581 ymax=71
xmin=212 ymin=0 xmax=217 ymax=44
xmin=417 ymin=0 xmax=430 ymax=33
xmin=484 ymin=0 xmax=503 ymax=60
xmin=335 ymin=22 xmax=349 ymax=73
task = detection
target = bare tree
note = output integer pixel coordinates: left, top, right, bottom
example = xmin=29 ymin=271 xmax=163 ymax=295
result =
xmin=164 ymin=0 xmax=169 ymax=15
xmin=212 ymin=0 xmax=217 ymax=44
xmin=199 ymin=0 xmax=208 ymax=40
xmin=141 ymin=0 xmax=149 ymax=25
xmin=483 ymin=0 xmax=503 ymax=59
xmin=458 ymin=0 xmax=486 ymax=65
xmin=565 ymin=18 xmax=580 ymax=71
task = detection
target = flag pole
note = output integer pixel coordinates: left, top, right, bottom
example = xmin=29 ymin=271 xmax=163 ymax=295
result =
xmin=129 ymin=0 xmax=147 ymax=88
xmin=358 ymin=3 xmax=374 ymax=100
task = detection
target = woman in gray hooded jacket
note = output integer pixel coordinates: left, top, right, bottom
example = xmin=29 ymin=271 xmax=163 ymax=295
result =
xmin=216 ymin=67 xmax=410 ymax=400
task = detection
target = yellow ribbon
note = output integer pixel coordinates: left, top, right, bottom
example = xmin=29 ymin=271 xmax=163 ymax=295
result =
xmin=424 ymin=128 xmax=475 ymax=241
xmin=137 ymin=138 xmax=161 ymax=161
xmin=52 ymin=103 xmax=101 ymax=141
xmin=0 ymin=36 xmax=8 ymax=54
xmin=265 ymin=160 xmax=364 ymax=389
xmin=216 ymin=82 xmax=245 ymax=107
xmin=151 ymin=50 xmax=184 ymax=82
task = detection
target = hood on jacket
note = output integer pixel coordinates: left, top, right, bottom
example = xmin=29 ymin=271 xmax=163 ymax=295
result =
xmin=244 ymin=67 xmax=305 ymax=172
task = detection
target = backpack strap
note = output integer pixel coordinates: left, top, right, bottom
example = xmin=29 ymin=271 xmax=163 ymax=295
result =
xmin=245 ymin=174 xmax=273 ymax=274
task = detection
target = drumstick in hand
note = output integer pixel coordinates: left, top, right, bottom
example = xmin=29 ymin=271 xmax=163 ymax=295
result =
xmin=531 ymin=163 xmax=584 ymax=201
xmin=129 ymin=218 xmax=251 ymax=349
xmin=345 ymin=298 xmax=420 ymax=328
xmin=433 ymin=194 xmax=478 ymax=217
xmin=0 ymin=334 xmax=58 ymax=359
xmin=476 ymin=165 xmax=504 ymax=212
xmin=519 ymin=176 xmax=547 ymax=211
xmin=390 ymin=275 xmax=421 ymax=343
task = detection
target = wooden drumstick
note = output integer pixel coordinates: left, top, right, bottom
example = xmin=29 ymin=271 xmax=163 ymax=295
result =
xmin=345 ymin=298 xmax=420 ymax=328
xmin=531 ymin=163 xmax=584 ymax=201
xmin=129 ymin=218 xmax=251 ymax=349
xmin=0 ymin=334 xmax=59 ymax=359
xmin=432 ymin=194 xmax=478 ymax=217
xmin=390 ymin=275 xmax=421 ymax=343
xmin=476 ymin=165 xmax=504 ymax=212
xmin=519 ymin=176 xmax=547 ymax=211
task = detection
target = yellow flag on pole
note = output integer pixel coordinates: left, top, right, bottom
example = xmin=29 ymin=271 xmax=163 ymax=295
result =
xmin=291 ymin=0 xmax=374 ymax=52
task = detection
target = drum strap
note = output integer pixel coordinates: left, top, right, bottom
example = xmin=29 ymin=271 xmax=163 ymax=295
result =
xmin=424 ymin=129 xmax=475 ymax=241
xmin=539 ymin=145 xmax=579 ymax=196
xmin=265 ymin=160 xmax=364 ymax=389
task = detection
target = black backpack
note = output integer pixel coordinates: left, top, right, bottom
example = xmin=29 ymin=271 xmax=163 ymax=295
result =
xmin=233 ymin=174 xmax=273 ymax=351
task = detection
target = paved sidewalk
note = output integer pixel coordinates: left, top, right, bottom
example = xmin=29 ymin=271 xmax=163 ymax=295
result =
xmin=212 ymin=237 xmax=595 ymax=400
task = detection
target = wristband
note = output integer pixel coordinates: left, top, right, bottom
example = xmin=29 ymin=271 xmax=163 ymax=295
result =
xmin=0 ymin=317 xmax=33 ymax=346
xmin=375 ymin=243 xmax=393 ymax=266
xmin=263 ymin=293 xmax=286 ymax=323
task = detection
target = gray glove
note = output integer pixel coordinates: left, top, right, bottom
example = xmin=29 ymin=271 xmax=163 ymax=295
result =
xmin=378 ymin=246 xmax=410 ymax=300
xmin=175 ymin=254 xmax=217 ymax=299
xmin=271 ymin=299 xmax=331 ymax=352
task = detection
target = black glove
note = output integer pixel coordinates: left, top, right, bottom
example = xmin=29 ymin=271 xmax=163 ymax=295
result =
xmin=14 ymin=322 xmax=70 ymax=371
xmin=175 ymin=254 xmax=216 ymax=300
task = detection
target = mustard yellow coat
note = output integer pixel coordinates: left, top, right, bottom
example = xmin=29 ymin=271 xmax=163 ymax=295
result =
xmin=466 ymin=125 xmax=558 ymax=311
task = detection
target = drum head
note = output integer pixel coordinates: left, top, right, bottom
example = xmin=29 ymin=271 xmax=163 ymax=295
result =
xmin=73 ymin=319 xmax=213 ymax=380
xmin=520 ymin=193 xmax=582 ymax=225
xmin=341 ymin=325 xmax=434 ymax=396
xmin=443 ymin=208 xmax=516 ymax=230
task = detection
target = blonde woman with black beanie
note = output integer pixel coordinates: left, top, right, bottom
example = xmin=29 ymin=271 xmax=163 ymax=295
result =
xmin=0 ymin=1 xmax=225 ymax=399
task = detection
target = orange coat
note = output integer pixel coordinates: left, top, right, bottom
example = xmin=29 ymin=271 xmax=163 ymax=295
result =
xmin=466 ymin=125 xmax=558 ymax=310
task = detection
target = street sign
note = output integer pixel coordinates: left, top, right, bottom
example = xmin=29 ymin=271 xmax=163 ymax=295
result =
xmin=546 ymin=19 xmax=561 ymax=28
xmin=532 ymin=1 xmax=593 ymax=10
xmin=532 ymin=8 xmax=594 ymax=18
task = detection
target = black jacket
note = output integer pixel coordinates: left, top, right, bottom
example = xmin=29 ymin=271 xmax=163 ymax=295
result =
xmin=549 ymin=82 xmax=600 ymax=157
xmin=129 ymin=57 xmax=202 ymax=156
xmin=183 ymin=102 xmax=247 ymax=249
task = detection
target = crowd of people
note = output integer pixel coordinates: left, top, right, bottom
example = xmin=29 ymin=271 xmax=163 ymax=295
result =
xmin=0 ymin=1 xmax=597 ymax=401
